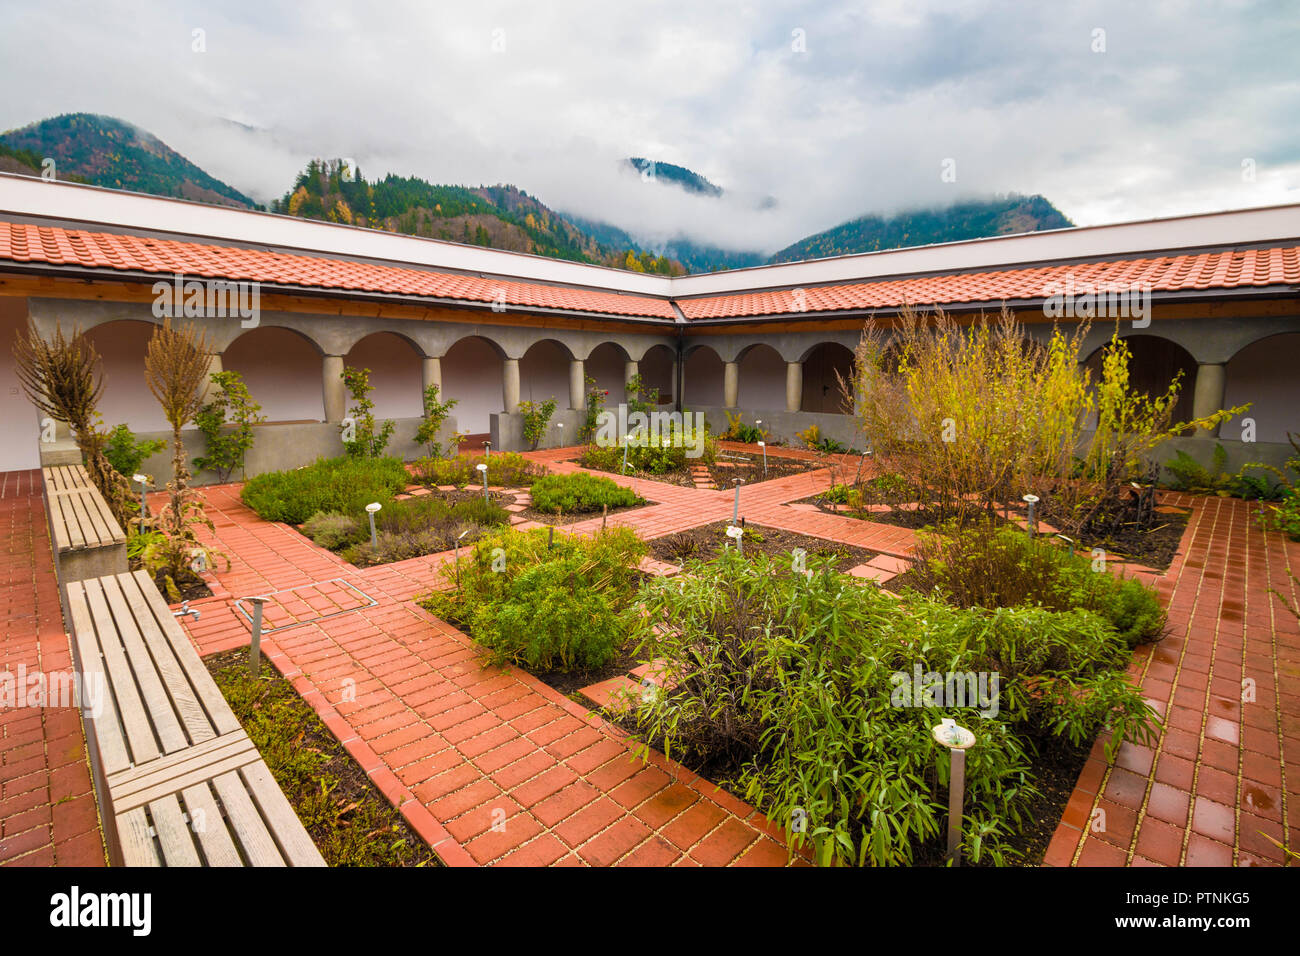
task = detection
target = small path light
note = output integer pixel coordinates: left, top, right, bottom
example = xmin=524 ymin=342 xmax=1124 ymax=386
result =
xmin=556 ymin=421 xmax=563 ymax=448
xmin=1056 ymin=533 xmax=1075 ymax=556
xmin=365 ymin=501 xmax=382 ymax=546
xmin=757 ymin=440 xmax=767 ymax=478
xmin=726 ymin=523 xmax=743 ymax=555
xmin=732 ymin=477 xmax=743 ymax=524
xmin=132 ymin=473 xmax=150 ymax=522
xmin=1021 ymin=493 xmax=1039 ymax=537
xmin=484 ymin=440 xmax=491 ymax=459
xmin=476 ymin=463 xmax=489 ymax=503
xmin=247 ymin=596 xmax=266 ymax=676
xmin=932 ymin=718 xmax=976 ymax=865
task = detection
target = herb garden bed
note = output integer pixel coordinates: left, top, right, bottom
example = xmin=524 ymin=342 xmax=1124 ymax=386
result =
xmin=205 ymin=649 xmax=440 ymax=867
xmin=649 ymin=521 xmax=876 ymax=571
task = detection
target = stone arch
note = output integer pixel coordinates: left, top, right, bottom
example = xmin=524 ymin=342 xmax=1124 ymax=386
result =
xmin=736 ymin=342 xmax=786 ymax=411
xmin=683 ymin=344 xmax=725 ymax=407
xmin=638 ymin=343 xmax=676 ymax=406
xmin=224 ymin=325 xmax=327 ymax=424
xmin=586 ymin=342 xmax=630 ymax=402
xmin=800 ymin=342 xmax=855 ymax=414
xmin=343 ymin=331 xmax=424 ymax=419
xmin=520 ymin=338 xmax=574 ymax=407
xmin=1083 ymin=334 xmax=1197 ymax=423
xmin=84 ymin=319 xmax=168 ymax=431
xmin=1225 ymin=331 xmax=1300 ymax=444
xmin=442 ymin=335 xmax=505 ymax=434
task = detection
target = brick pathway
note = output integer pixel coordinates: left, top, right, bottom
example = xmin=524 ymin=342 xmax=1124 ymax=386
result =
xmin=0 ymin=470 xmax=104 ymax=867
xmin=1045 ymin=493 xmax=1298 ymax=866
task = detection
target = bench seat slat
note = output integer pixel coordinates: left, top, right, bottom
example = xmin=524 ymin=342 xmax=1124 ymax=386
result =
xmin=148 ymin=795 xmax=203 ymax=867
xmin=212 ymin=771 xmax=286 ymax=867
xmin=240 ymin=762 xmax=326 ymax=867
xmin=116 ymin=807 xmax=162 ymax=867
xmin=65 ymin=581 xmax=132 ymax=776
xmin=181 ymin=782 xmax=245 ymax=867
xmin=81 ymin=578 xmax=161 ymax=766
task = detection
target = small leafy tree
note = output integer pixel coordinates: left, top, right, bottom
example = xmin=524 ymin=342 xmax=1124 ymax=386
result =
xmin=104 ymin=424 xmax=166 ymax=479
xmin=144 ymin=318 xmax=226 ymax=588
xmin=194 ymin=370 xmax=265 ymax=482
xmin=12 ymin=322 xmax=136 ymax=525
xmin=414 ymin=383 xmax=458 ymax=457
xmin=341 ymin=366 xmax=395 ymax=458
xmin=578 ymin=375 xmax=607 ymax=444
xmin=518 ymin=397 xmax=557 ymax=449
xmin=625 ymin=373 xmax=659 ymax=418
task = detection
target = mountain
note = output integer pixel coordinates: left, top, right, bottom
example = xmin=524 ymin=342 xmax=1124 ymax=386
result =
xmin=271 ymin=159 xmax=686 ymax=274
xmin=625 ymin=157 xmax=722 ymax=197
xmin=769 ymin=195 xmax=1073 ymax=263
xmin=0 ymin=113 xmax=256 ymax=208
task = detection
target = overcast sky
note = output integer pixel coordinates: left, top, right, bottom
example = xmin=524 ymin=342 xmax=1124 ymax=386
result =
xmin=1 ymin=0 xmax=1297 ymax=255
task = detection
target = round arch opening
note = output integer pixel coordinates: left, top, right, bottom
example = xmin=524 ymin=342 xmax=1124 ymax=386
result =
xmin=343 ymin=332 xmax=423 ymax=419
xmin=224 ymin=326 xmax=325 ymax=424
xmin=683 ymin=346 xmax=724 ymax=407
xmin=84 ymin=319 xmax=168 ymax=431
xmin=736 ymin=343 xmax=785 ymax=412
xmin=442 ymin=336 xmax=504 ymax=434
xmin=520 ymin=340 xmax=573 ymax=408
xmin=1083 ymin=335 xmax=1196 ymax=424
xmin=1225 ymin=332 xmax=1300 ymax=444
xmin=801 ymin=342 xmax=855 ymax=414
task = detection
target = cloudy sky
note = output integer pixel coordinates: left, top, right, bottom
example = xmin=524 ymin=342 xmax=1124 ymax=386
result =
xmin=1 ymin=0 xmax=1297 ymax=255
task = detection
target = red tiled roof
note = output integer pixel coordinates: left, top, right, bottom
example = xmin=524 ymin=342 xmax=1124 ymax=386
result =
xmin=0 ymin=222 xmax=678 ymax=320
xmin=678 ymin=246 xmax=1300 ymax=320
xmin=0 ymin=221 xmax=1296 ymax=323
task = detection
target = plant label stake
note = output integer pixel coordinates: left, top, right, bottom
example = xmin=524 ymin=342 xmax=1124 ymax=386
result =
xmin=621 ymin=438 xmax=629 ymax=474
xmin=454 ymin=529 xmax=470 ymax=590
xmin=477 ymin=462 xmax=489 ymax=503
xmin=932 ymin=719 xmax=976 ymax=865
xmin=1022 ymin=494 xmax=1039 ymax=538
xmin=602 ymin=504 xmax=608 ymax=531
xmin=1056 ymin=533 xmax=1074 ymax=556
xmin=365 ymin=501 xmax=382 ymax=546
xmin=757 ymin=440 xmax=767 ymax=478
xmin=248 ymin=597 xmax=266 ymax=676
xmin=733 ymin=477 xmax=743 ymax=524
xmin=547 ymin=525 xmax=555 ymax=550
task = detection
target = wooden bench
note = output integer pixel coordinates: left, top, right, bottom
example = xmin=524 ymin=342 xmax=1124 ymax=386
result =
xmin=42 ymin=464 xmax=128 ymax=584
xmin=66 ymin=569 xmax=325 ymax=867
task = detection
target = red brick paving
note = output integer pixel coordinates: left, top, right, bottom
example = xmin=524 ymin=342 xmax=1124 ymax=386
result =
xmin=0 ymin=470 xmax=105 ymax=867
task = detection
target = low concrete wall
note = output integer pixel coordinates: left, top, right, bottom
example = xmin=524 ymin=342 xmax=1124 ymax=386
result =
xmin=1151 ymin=436 xmax=1295 ymax=484
xmin=128 ymin=415 xmax=458 ymax=485
xmin=491 ymin=408 xmax=586 ymax=452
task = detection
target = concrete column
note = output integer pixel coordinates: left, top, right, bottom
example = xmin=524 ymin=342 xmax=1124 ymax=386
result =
xmin=569 ymin=359 xmax=586 ymax=410
xmin=624 ymin=360 xmax=639 ymax=389
xmin=502 ymin=358 xmax=520 ymax=412
xmin=198 ymin=353 xmax=224 ymax=408
xmin=723 ymin=361 xmax=739 ymax=409
xmin=1191 ymin=362 xmax=1226 ymax=438
xmin=421 ymin=356 xmax=442 ymax=399
xmin=322 ymin=354 xmax=346 ymax=423
xmin=785 ymin=361 xmax=803 ymax=413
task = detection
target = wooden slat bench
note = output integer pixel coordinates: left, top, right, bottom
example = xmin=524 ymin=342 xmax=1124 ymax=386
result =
xmin=42 ymin=464 xmax=128 ymax=584
xmin=66 ymin=569 xmax=324 ymax=867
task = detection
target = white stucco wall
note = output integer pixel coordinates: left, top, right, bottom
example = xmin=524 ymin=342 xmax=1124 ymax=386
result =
xmin=520 ymin=340 xmax=570 ymax=408
xmin=1225 ymin=333 xmax=1300 ymax=445
xmin=685 ymin=347 xmax=725 ymax=407
xmin=442 ymin=336 xmax=503 ymax=433
xmin=640 ymin=345 xmax=675 ymax=403
xmin=585 ymin=343 xmax=626 ymax=404
xmin=0 ymin=297 xmax=40 ymax=471
xmin=224 ymin=327 xmax=325 ymax=423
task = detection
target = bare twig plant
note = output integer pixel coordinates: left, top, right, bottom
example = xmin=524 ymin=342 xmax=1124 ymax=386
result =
xmin=12 ymin=321 xmax=135 ymax=525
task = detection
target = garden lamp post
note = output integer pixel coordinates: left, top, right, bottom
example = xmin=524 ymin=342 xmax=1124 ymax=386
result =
xmin=365 ymin=502 xmax=382 ymax=547
xmin=132 ymin=473 xmax=149 ymax=521
xmin=732 ymin=477 xmax=743 ymax=524
xmin=1022 ymin=494 xmax=1039 ymax=538
xmin=932 ymin=718 xmax=976 ymax=866
xmin=483 ymin=439 xmax=491 ymax=459
xmin=757 ymin=440 xmax=767 ymax=478
xmin=247 ymin=596 xmax=266 ymax=676
xmin=1056 ymin=533 xmax=1075 ymax=556
xmin=556 ymin=421 xmax=563 ymax=448
xmin=477 ymin=463 xmax=489 ymax=503
xmin=726 ymin=523 xmax=743 ymax=555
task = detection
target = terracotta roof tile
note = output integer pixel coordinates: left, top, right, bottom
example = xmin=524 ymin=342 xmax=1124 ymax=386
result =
xmin=0 ymin=222 xmax=677 ymax=320
xmin=678 ymin=246 xmax=1300 ymax=320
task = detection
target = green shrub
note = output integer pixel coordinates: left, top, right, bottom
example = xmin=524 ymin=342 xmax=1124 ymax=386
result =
xmin=1163 ymin=443 xmax=1276 ymax=499
xmin=422 ymin=526 xmax=647 ymax=672
xmin=530 ymin=472 xmax=643 ymax=514
xmin=579 ymin=422 xmax=716 ymax=475
xmin=341 ymin=366 xmax=395 ymax=458
xmin=908 ymin=522 xmax=1166 ymax=647
xmin=632 ymin=550 xmax=1157 ymax=867
xmin=302 ymin=511 xmax=362 ymax=550
xmin=104 ymin=424 xmax=166 ymax=478
xmin=194 ymin=370 xmax=264 ymax=482
xmin=241 ymin=457 xmax=410 ymax=524
xmin=518 ymin=398 xmax=557 ymax=449
xmin=340 ymin=496 xmax=509 ymax=566
xmin=411 ymin=452 xmax=543 ymax=488
xmin=414 ymin=384 xmax=458 ymax=458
